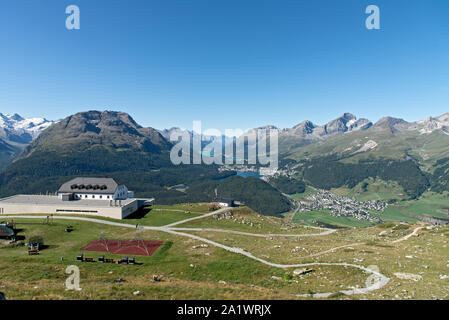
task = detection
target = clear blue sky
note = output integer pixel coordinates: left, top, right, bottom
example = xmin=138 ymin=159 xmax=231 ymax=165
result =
xmin=0 ymin=0 xmax=448 ymax=131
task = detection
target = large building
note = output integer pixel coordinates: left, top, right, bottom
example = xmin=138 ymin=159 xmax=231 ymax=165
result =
xmin=0 ymin=178 xmax=153 ymax=220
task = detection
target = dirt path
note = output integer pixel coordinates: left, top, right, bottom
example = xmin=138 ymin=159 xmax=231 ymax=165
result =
xmin=169 ymin=227 xmax=336 ymax=237
xmin=163 ymin=208 xmax=231 ymax=227
xmin=391 ymin=225 xmax=425 ymax=243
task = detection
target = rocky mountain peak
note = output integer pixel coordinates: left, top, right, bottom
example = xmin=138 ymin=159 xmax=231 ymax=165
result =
xmin=21 ymin=110 xmax=170 ymax=158
xmin=292 ymin=120 xmax=316 ymax=135
xmin=341 ymin=112 xmax=357 ymax=121
xmin=373 ymin=116 xmax=410 ymax=133
xmin=323 ymin=113 xmax=371 ymax=135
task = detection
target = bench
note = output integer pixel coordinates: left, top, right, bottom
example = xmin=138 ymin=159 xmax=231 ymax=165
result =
xmin=28 ymin=250 xmax=40 ymax=255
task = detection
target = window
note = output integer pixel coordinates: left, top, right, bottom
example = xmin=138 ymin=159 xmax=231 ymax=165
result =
xmin=92 ymin=195 xmax=95 ymax=199
xmin=85 ymin=195 xmax=88 ymax=198
xmin=99 ymin=195 xmax=102 ymax=199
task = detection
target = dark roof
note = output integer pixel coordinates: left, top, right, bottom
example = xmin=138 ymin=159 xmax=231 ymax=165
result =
xmin=58 ymin=178 xmax=119 ymax=195
xmin=213 ymin=197 xmax=234 ymax=204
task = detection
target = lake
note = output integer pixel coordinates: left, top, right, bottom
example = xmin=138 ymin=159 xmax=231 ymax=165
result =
xmin=236 ymin=171 xmax=261 ymax=179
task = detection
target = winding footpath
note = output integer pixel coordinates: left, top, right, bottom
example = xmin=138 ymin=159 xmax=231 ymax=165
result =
xmin=4 ymin=210 xmax=424 ymax=298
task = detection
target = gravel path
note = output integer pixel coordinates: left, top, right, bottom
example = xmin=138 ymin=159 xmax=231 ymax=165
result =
xmin=169 ymin=227 xmax=336 ymax=237
xmin=163 ymin=208 xmax=231 ymax=227
xmin=391 ymin=226 xmax=425 ymax=243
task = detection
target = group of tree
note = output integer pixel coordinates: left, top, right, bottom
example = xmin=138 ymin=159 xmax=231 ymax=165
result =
xmin=299 ymin=155 xmax=429 ymax=199
xmin=269 ymin=175 xmax=306 ymax=195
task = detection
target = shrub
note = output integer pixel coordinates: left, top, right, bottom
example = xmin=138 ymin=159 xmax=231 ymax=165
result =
xmin=208 ymin=202 xmax=221 ymax=211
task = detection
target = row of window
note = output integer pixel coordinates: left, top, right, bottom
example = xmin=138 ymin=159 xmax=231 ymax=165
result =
xmin=75 ymin=194 xmax=112 ymax=200
xmin=56 ymin=209 xmax=99 ymax=213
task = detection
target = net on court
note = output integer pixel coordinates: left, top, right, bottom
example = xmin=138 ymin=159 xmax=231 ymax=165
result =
xmin=80 ymin=239 xmax=164 ymax=256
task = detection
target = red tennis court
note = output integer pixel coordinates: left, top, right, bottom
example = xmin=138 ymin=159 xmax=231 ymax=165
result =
xmin=80 ymin=239 xmax=164 ymax=256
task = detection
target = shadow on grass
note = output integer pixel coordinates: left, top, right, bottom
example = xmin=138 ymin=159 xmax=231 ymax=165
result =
xmin=124 ymin=206 xmax=153 ymax=220
xmin=151 ymin=241 xmax=173 ymax=259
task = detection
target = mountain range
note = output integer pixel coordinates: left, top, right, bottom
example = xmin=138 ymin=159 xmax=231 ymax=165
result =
xmin=0 ymin=110 xmax=448 ymax=215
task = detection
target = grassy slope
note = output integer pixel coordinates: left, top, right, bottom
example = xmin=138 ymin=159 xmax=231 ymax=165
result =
xmin=292 ymin=210 xmax=374 ymax=228
xmin=0 ymin=218 xmax=367 ymax=299
xmin=177 ymin=206 xmax=322 ymax=235
xmin=331 ymin=178 xmax=408 ymax=202
xmin=0 ymin=218 xmax=288 ymax=299
xmin=289 ymin=128 xmax=449 ymax=167
xmin=0 ymin=207 xmax=448 ymax=299
xmin=380 ymin=192 xmax=449 ymax=221
xmin=184 ymin=222 xmax=449 ymax=299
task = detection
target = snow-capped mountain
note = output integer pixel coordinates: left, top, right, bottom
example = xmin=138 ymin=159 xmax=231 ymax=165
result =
xmin=0 ymin=113 xmax=54 ymax=145
xmin=158 ymin=127 xmax=234 ymax=147
xmin=0 ymin=113 xmax=54 ymax=170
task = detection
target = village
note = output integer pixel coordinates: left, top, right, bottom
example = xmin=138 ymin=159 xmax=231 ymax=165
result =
xmin=297 ymin=189 xmax=388 ymax=222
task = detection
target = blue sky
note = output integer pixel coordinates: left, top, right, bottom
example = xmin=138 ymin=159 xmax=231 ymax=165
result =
xmin=0 ymin=0 xmax=448 ymax=131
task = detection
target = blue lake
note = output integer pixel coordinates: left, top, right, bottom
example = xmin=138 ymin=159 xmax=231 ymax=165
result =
xmin=236 ymin=171 xmax=261 ymax=178
xmin=217 ymin=171 xmax=261 ymax=181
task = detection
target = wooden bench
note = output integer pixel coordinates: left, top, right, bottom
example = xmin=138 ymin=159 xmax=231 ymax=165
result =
xmin=105 ymin=258 xmax=115 ymax=263
xmin=28 ymin=250 xmax=40 ymax=255
xmin=84 ymin=257 xmax=95 ymax=262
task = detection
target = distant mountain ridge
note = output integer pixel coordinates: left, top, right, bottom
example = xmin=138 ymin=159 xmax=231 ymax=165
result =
xmin=285 ymin=112 xmax=449 ymax=163
xmin=0 ymin=113 xmax=53 ymax=144
xmin=2 ymin=111 xmax=448 ymax=165
xmin=0 ymin=113 xmax=54 ymax=170
xmin=277 ymin=113 xmax=373 ymax=152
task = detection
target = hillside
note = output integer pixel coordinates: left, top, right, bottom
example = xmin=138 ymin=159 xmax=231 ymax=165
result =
xmin=281 ymin=113 xmax=449 ymax=199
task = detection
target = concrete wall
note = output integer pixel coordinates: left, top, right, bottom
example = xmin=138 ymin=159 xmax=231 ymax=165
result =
xmin=121 ymin=199 xmax=139 ymax=219
xmin=0 ymin=201 xmax=140 ymax=220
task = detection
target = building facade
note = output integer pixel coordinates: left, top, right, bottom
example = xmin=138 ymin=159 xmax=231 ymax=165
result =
xmin=0 ymin=177 xmax=153 ymax=220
